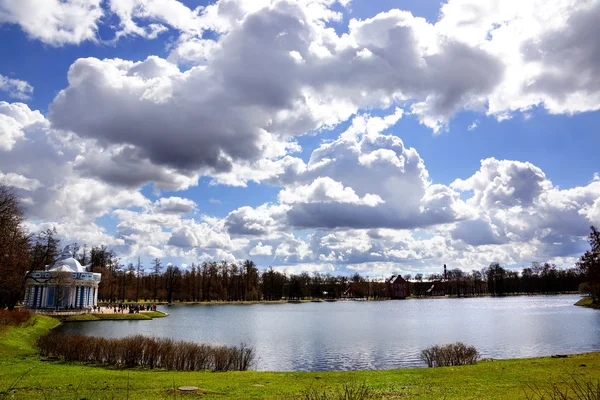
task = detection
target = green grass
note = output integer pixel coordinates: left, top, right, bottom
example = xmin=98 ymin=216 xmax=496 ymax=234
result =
xmin=0 ymin=316 xmax=59 ymax=357
xmin=63 ymin=311 xmax=168 ymax=322
xmin=575 ymin=297 xmax=600 ymax=309
xmin=1 ymin=316 xmax=599 ymax=399
xmin=143 ymin=311 xmax=168 ymax=318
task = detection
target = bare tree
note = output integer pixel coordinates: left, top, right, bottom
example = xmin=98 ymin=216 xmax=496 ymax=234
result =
xmin=78 ymin=244 xmax=88 ymax=266
xmin=29 ymin=228 xmax=60 ymax=271
xmin=165 ymin=265 xmax=182 ymax=304
xmin=0 ymin=184 xmax=31 ymax=309
xmin=152 ymin=258 xmax=163 ymax=300
xmin=135 ymin=257 xmax=143 ymax=302
xmin=578 ymin=226 xmax=600 ymax=303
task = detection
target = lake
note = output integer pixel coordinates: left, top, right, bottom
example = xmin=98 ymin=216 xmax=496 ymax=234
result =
xmin=54 ymin=295 xmax=600 ymax=372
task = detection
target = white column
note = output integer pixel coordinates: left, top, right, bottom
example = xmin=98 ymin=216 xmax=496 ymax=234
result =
xmin=34 ymin=286 xmax=40 ymax=308
xmin=94 ymin=286 xmax=99 ymax=306
xmin=85 ymin=287 xmax=90 ymax=307
xmin=72 ymin=285 xmax=76 ymax=307
xmin=40 ymin=286 xmax=46 ymax=308
xmin=24 ymin=286 xmax=30 ymax=307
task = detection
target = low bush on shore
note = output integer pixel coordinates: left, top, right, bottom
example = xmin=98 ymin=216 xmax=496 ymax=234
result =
xmin=420 ymin=342 xmax=480 ymax=367
xmin=0 ymin=309 xmax=32 ymax=328
xmin=36 ymin=331 xmax=254 ymax=372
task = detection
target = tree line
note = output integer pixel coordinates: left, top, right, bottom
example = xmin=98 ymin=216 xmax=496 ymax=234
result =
xmin=1 ymin=183 xmax=599 ymax=308
xmin=406 ymin=262 xmax=583 ymax=297
xmin=71 ymin=245 xmax=596 ymax=303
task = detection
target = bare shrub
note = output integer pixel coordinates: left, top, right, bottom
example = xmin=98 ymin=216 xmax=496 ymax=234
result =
xmin=420 ymin=342 xmax=479 ymax=367
xmin=213 ymin=345 xmax=233 ymax=371
xmin=36 ymin=332 xmax=254 ymax=372
xmin=524 ymin=377 xmax=600 ymax=400
xmin=235 ymin=342 xmax=255 ymax=371
xmin=303 ymin=381 xmax=370 ymax=400
xmin=0 ymin=309 xmax=32 ymax=327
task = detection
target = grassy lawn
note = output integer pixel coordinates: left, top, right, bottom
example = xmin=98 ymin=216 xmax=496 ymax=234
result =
xmin=1 ymin=316 xmax=599 ymax=399
xmin=63 ymin=311 xmax=168 ymax=322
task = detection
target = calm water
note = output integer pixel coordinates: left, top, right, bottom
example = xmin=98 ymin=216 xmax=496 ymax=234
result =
xmin=55 ymin=295 xmax=600 ymax=371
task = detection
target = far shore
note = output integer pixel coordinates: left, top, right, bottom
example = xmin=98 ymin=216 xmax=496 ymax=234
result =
xmin=96 ymin=292 xmax=584 ymax=307
xmin=48 ymin=294 xmax=595 ymax=323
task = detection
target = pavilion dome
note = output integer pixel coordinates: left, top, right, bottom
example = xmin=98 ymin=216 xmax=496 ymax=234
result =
xmin=49 ymin=257 xmax=86 ymax=273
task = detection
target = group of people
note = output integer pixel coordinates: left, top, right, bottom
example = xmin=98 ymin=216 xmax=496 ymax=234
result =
xmin=92 ymin=305 xmax=104 ymax=313
xmin=92 ymin=303 xmax=157 ymax=314
xmin=129 ymin=303 xmax=157 ymax=313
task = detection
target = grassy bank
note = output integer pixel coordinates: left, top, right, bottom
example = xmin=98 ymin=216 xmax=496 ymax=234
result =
xmin=63 ymin=311 xmax=168 ymax=322
xmin=575 ymin=296 xmax=600 ymax=309
xmin=1 ymin=316 xmax=599 ymax=399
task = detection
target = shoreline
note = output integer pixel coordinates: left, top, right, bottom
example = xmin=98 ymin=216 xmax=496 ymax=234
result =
xmin=36 ymin=294 xmax=590 ymax=324
xmin=1 ymin=315 xmax=599 ymax=399
xmin=102 ymin=292 xmax=583 ymax=307
xmin=43 ymin=293 xmax=593 ymax=324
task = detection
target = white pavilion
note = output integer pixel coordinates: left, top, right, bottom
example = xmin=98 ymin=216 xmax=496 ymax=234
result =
xmin=23 ymin=245 xmax=101 ymax=310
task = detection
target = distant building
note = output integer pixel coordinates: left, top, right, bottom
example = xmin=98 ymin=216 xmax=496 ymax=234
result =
xmin=424 ymin=281 xmax=447 ymax=296
xmin=343 ymin=282 xmax=367 ymax=298
xmin=388 ymin=275 xmax=409 ymax=299
xmin=342 ymin=280 xmax=390 ymax=299
xmin=412 ymin=264 xmax=449 ymax=296
xmin=23 ymin=245 xmax=101 ymax=310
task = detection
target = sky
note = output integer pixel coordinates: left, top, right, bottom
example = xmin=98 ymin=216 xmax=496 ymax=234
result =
xmin=1 ymin=0 xmax=599 ymax=277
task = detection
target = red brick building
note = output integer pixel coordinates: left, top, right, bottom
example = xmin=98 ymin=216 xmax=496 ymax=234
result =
xmin=388 ymin=275 xmax=409 ymax=299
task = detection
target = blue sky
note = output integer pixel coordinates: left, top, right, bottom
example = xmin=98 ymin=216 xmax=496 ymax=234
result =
xmin=1 ymin=0 xmax=599 ymax=275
